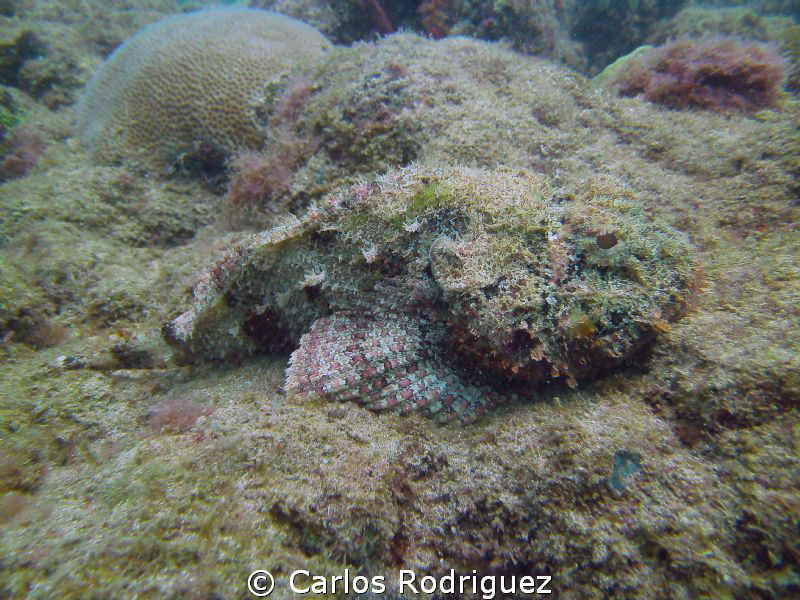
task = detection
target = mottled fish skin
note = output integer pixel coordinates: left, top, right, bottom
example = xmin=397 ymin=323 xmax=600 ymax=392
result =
xmin=285 ymin=312 xmax=504 ymax=425
xmin=164 ymin=165 xmax=699 ymax=423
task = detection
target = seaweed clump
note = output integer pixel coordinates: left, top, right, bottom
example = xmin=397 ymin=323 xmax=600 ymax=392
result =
xmin=610 ymin=36 xmax=785 ymax=113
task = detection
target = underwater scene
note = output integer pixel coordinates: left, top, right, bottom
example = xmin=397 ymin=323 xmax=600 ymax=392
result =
xmin=1 ymin=0 xmax=799 ymax=598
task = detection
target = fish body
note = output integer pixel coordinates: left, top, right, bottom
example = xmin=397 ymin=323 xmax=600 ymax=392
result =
xmin=164 ymin=165 xmax=698 ymax=423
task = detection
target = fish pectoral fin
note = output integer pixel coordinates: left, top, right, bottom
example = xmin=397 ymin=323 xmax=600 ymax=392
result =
xmin=285 ymin=312 xmax=502 ymax=424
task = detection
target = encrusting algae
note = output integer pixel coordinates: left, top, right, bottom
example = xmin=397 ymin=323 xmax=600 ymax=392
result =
xmin=165 ymin=165 xmax=698 ymax=423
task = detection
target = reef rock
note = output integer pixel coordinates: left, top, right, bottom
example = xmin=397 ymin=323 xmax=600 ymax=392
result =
xmin=164 ymin=165 xmax=698 ymax=423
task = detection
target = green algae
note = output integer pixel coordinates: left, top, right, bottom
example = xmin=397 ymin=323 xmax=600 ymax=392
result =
xmin=593 ymin=44 xmax=654 ymax=85
xmin=406 ymin=180 xmax=453 ymax=217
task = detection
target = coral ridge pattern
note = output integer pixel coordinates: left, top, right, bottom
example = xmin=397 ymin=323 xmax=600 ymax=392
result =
xmin=76 ymin=8 xmax=330 ymax=172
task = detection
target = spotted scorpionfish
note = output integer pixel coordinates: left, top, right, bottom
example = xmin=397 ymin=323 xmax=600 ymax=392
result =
xmin=164 ymin=165 xmax=698 ymax=424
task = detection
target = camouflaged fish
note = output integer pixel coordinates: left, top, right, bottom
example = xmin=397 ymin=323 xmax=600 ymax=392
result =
xmin=163 ymin=165 xmax=698 ymax=424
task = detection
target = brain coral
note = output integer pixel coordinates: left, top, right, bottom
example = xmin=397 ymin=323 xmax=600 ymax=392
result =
xmin=76 ymin=8 xmax=330 ymax=172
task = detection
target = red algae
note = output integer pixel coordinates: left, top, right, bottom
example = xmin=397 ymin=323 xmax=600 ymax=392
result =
xmin=612 ymin=36 xmax=784 ymax=113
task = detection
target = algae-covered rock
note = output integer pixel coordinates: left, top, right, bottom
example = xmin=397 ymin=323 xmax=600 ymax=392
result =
xmin=600 ymin=36 xmax=785 ymax=114
xmin=648 ymin=6 xmax=800 ymax=93
xmin=228 ymin=33 xmax=596 ymax=221
xmin=76 ymin=8 xmax=330 ymax=172
xmin=0 ymin=5 xmax=798 ymax=598
xmin=166 ymin=165 xmax=698 ymax=423
xmin=0 ymin=255 xmax=45 ymax=344
xmin=650 ymin=6 xmax=796 ymax=43
xmin=255 ymin=0 xmax=586 ymax=68
xmin=228 ymin=32 xmax=798 ymax=231
xmin=255 ymin=0 xmax=685 ymax=74
xmin=0 ymin=354 xmax=753 ymax=597
xmin=695 ymin=0 xmax=800 ymax=16
xmin=0 ymin=0 xmax=181 ymax=108
xmin=564 ymin=0 xmax=687 ymax=72
xmin=0 ymin=141 xmax=222 ymax=332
